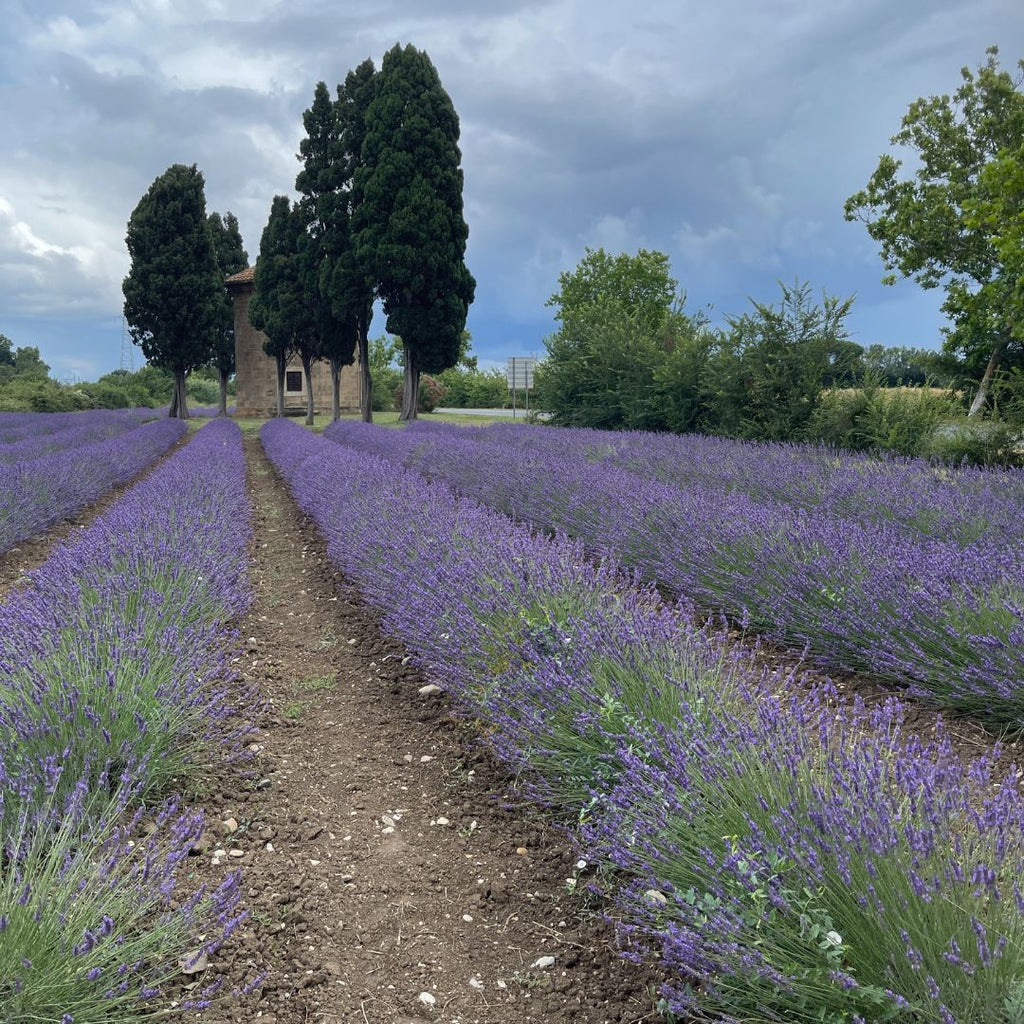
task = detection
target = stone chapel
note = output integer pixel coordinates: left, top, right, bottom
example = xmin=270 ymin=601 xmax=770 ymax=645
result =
xmin=225 ymin=267 xmax=361 ymax=417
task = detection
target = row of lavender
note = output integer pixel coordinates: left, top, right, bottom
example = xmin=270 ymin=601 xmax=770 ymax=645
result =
xmin=0 ymin=408 xmax=156 ymax=446
xmin=324 ymin=420 xmax=1024 ymax=727
xmin=0 ymin=409 xmax=158 ymax=464
xmin=0 ymin=413 xmax=186 ymax=556
xmin=416 ymin=420 xmax=1024 ymax=544
xmin=1 ymin=420 xmax=254 ymax=1022
xmin=265 ymin=418 xmax=1024 ymax=1023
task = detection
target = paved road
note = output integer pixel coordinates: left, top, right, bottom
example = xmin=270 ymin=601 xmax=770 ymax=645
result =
xmin=434 ymin=407 xmax=549 ymax=420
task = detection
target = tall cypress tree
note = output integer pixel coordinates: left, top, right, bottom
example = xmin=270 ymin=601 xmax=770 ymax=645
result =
xmin=123 ymin=163 xmax=221 ymax=419
xmin=249 ymin=195 xmax=300 ymax=418
xmin=296 ymin=81 xmax=355 ymax=423
xmin=330 ymin=59 xmax=378 ymax=422
xmin=208 ymin=211 xmax=248 ymax=416
xmin=353 ymin=44 xmax=475 ymax=420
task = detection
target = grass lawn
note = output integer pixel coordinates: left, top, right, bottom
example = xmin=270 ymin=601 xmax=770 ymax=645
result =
xmin=198 ymin=408 xmax=518 ymax=435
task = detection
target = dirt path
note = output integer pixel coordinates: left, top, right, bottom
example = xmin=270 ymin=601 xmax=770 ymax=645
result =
xmin=194 ymin=438 xmax=663 ymax=1023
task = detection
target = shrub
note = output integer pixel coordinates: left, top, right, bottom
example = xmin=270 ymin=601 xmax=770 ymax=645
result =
xmin=0 ymin=377 xmax=91 ymax=413
xmin=392 ymin=373 xmax=448 ymax=413
xmin=805 ymin=383 xmax=960 ymax=456
xmin=922 ymin=419 xmax=1023 ymax=467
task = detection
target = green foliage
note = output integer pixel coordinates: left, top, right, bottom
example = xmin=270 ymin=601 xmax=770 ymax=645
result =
xmin=844 ymin=47 xmax=1024 ymax=409
xmin=249 ymin=196 xmax=304 ymax=365
xmin=0 ymin=333 xmax=14 ymax=367
xmin=805 ymin=380 xmax=962 ymax=456
xmin=354 ymin=43 xmax=475 ymax=416
xmin=207 ymin=211 xmax=248 ymax=375
xmin=540 ymin=247 xmax=710 ymax=430
xmin=436 ymin=366 xmax=508 ymax=408
xmin=709 ymin=280 xmax=857 ymax=441
xmin=392 ymin=372 xmax=447 ymax=412
xmin=540 ymin=254 xmax=860 ymax=442
xmin=122 ymin=164 xmax=223 ymax=416
xmin=0 ymin=377 xmax=90 ymax=412
xmin=920 ymin=419 xmax=1022 ymax=467
xmin=295 ymin=82 xmax=356 ymax=388
xmin=12 ymin=345 xmax=48 ymax=378
xmin=862 ymin=343 xmax=955 ymax=386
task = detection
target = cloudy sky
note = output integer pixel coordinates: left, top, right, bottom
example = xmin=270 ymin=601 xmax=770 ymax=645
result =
xmin=1 ymin=0 xmax=1022 ymax=380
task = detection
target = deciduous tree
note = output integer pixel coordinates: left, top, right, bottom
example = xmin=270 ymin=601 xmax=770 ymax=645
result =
xmin=123 ymin=163 xmax=221 ymax=419
xmin=844 ymin=47 xmax=1024 ymax=416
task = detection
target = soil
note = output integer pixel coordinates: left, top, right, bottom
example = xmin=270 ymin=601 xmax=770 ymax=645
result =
xmin=181 ymin=437 xmax=666 ymax=1023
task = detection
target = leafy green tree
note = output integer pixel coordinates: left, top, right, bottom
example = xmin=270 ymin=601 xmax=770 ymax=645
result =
xmin=12 ymin=346 xmax=49 ymax=378
xmin=705 ymin=280 xmax=855 ymax=441
xmin=540 ymin=248 xmax=707 ymax=429
xmin=290 ymin=201 xmax=325 ymax=426
xmin=123 ymin=163 xmax=222 ymax=418
xmin=249 ymin=196 xmax=302 ymax=417
xmin=207 ymin=211 xmax=248 ymax=416
xmin=844 ymin=47 xmax=1024 ymax=416
xmin=353 ymin=43 xmax=475 ymax=420
xmin=0 ymin=334 xmax=14 ymax=367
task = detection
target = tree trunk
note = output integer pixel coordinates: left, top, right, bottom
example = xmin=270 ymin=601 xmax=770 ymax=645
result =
xmin=172 ymin=370 xmax=189 ymax=420
xmin=967 ymin=342 xmax=1003 ymax=418
xmin=168 ymin=384 xmax=179 ymax=418
xmin=302 ymin=353 xmax=315 ymax=426
xmin=399 ymin=344 xmax=419 ymax=421
xmin=329 ymin=357 xmax=342 ymax=422
xmin=358 ymin=318 xmax=373 ymax=423
xmin=218 ymin=369 xmax=229 ymax=417
xmin=275 ymin=354 xmax=286 ymax=417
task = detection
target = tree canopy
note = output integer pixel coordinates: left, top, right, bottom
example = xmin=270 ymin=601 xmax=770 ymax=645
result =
xmin=295 ymin=80 xmax=360 ymax=422
xmin=123 ymin=163 xmax=222 ymax=418
xmin=249 ymin=195 xmax=305 ymax=417
xmin=207 ymin=211 xmax=248 ymax=415
xmin=540 ymin=248 xmax=706 ymax=430
xmin=353 ymin=43 xmax=475 ymax=419
xmin=326 ymin=59 xmax=378 ymax=421
xmin=844 ymin=47 xmax=1024 ymax=415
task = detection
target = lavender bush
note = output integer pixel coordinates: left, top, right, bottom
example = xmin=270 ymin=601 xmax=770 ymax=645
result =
xmin=267 ymin=418 xmax=1024 ymax=1022
xmin=0 ymin=416 xmax=187 ymax=555
xmin=324 ymin=420 xmax=1024 ymax=727
xmin=0 ymin=409 xmax=148 ymax=465
xmin=1 ymin=419 xmax=254 ymax=1020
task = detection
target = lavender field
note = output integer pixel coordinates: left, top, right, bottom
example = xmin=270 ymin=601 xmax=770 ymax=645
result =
xmin=269 ymin=417 xmax=1024 ymax=1023
xmin=325 ymin=419 xmax=1024 ymax=727
xmin=0 ymin=419 xmax=253 ymax=1021
xmin=0 ymin=408 xmax=186 ymax=555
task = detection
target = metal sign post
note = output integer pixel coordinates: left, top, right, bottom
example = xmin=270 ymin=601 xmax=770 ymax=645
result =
xmin=506 ymin=357 xmax=537 ymax=420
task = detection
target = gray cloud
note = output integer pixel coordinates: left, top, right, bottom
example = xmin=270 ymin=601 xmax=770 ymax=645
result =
xmin=0 ymin=0 xmax=1021 ymax=375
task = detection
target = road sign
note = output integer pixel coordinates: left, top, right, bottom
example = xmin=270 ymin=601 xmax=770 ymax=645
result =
xmin=506 ymin=357 xmax=537 ymax=390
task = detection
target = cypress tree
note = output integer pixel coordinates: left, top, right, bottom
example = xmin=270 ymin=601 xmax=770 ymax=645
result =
xmin=207 ymin=211 xmax=248 ymax=416
xmin=249 ymin=196 xmax=300 ymax=417
xmin=123 ymin=163 xmax=221 ymax=419
xmin=296 ymin=81 xmax=355 ymax=423
xmin=353 ymin=44 xmax=475 ymax=420
xmin=330 ymin=59 xmax=378 ymax=422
